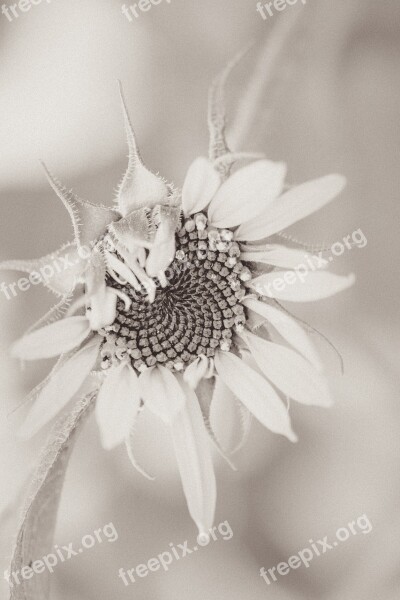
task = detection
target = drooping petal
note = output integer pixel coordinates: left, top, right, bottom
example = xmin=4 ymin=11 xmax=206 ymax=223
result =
xmin=183 ymin=356 xmax=210 ymax=389
xmin=95 ymin=363 xmax=141 ymax=450
xmin=235 ymin=174 xmax=346 ymax=241
xmin=182 ymin=157 xmax=221 ymax=216
xmin=41 ymin=162 xmax=119 ymax=247
xmin=85 ymin=247 xmax=107 ymax=296
xmin=18 ymin=337 xmax=101 ymax=439
xmin=208 ymin=160 xmax=287 ymax=228
xmin=86 ymin=250 xmax=119 ymax=330
xmin=139 ymin=366 xmax=185 ymax=424
xmin=88 ymin=287 xmax=118 ymax=331
xmin=209 ymin=376 xmax=252 ymax=454
xmin=145 ymin=206 xmax=181 ymax=277
xmin=105 ymin=251 xmax=141 ymax=290
xmin=240 ymin=330 xmax=332 ymax=407
xmin=11 ymin=316 xmax=91 ymax=361
xmin=243 ymin=298 xmax=322 ymax=369
xmin=241 ymin=245 xmax=328 ymax=270
xmin=114 ymin=243 xmax=156 ymax=302
xmin=0 ymin=242 xmax=88 ymax=297
xmin=170 ymin=377 xmax=216 ymax=540
xmin=116 ymin=82 xmax=169 ymax=216
xmin=250 ymin=271 xmax=356 ymax=302
xmin=214 ymin=351 xmax=297 ymax=442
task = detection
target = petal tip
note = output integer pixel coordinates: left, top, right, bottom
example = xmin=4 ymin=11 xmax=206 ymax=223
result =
xmin=197 ymin=531 xmax=211 ymax=545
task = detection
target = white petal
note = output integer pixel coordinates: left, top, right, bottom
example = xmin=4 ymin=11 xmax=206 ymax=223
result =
xmin=139 ymin=366 xmax=185 ymax=424
xmin=236 ymin=174 xmax=346 ymax=241
xmin=145 ymin=207 xmax=180 ymax=278
xmin=214 ymin=352 xmax=297 ymax=442
xmin=210 ymin=377 xmax=252 ymax=454
xmin=11 ymin=316 xmax=91 ymax=360
xmin=251 ymin=271 xmax=355 ymax=302
xmin=241 ymin=246 xmax=328 ymax=270
xmin=243 ymin=298 xmax=322 ymax=369
xmin=88 ymin=287 xmax=118 ymax=330
xmin=170 ymin=378 xmax=216 ymax=539
xmin=105 ymin=252 xmax=142 ymax=290
xmin=95 ymin=363 xmax=141 ymax=450
xmin=182 ymin=157 xmax=221 ymax=216
xmin=183 ymin=356 xmax=210 ymax=389
xmin=207 ymin=160 xmax=287 ymax=228
xmin=145 ymin=223 xmax=176 ymax=278
xmin=241 ymin=330 xmax=332 ymax=407
xmin=18 ymin=337 xmax=101 ymax=439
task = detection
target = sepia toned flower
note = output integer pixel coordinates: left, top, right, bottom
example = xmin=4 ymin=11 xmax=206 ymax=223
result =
xmin=1 ymin=68 xmax=354 ymax=540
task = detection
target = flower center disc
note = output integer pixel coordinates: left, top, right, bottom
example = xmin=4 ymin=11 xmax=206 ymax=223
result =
xmin=101 ymin=213 xmax=248 ymax=372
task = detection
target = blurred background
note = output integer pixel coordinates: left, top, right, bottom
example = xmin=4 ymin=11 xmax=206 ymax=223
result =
xmin=1 ymin=0 xmax=399 ymax=598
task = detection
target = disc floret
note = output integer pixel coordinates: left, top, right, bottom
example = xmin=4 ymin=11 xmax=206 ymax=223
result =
xmin=99 ymin=213 xmax=247 ymax=373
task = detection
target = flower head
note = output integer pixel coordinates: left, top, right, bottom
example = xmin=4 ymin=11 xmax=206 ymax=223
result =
xmin=2 ymin=68 xmax=354 ymax=539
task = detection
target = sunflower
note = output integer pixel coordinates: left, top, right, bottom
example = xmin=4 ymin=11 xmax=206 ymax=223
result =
xmin=1 ymin=74 xmax=354 ymax=541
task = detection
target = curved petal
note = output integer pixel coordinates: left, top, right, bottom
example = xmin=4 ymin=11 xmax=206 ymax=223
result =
xmin=214 ymin=351 xmax=297 ymax=442
xmin=11 ymin=316 xmax=91 ymax=361
xmin=183 ymin=356 xmax=210 ymax=389
xmin=18 ymin=337 xmax=102 ymax=439
xmin=241 ymin=245 xmax=328 ymax=270
xmin=236 ymin=174 xmax=346 ymax=241
xmin=95 ymin=363 xmax=141 ymax=450
xmin=182 ymin=157 xmax=221 ymax=216
xmin=139 ymin=366 xmax=185 ymax=424
xmin=145 ymin=206 xmax=181 ymax=277
xmin=170 ymin=377 xmax=216 ymax=540
xmin=208 ymin=160 xmax=287 ymax=228
xmin=243 ymin=298 xmax=322 ymax=369
xmin=241 ymin=330 xmax=332 ymax=407
xmin=105 ymin=251 xmax=141 ymax=290
xmin=210 ymin=376 xmax=252 ymax=454
xmin=250 ymin=271 xmax=355 ymax=302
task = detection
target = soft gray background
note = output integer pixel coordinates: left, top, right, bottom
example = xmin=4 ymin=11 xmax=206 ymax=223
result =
xmin=1 ymin=0 xmax=399 ymax=598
